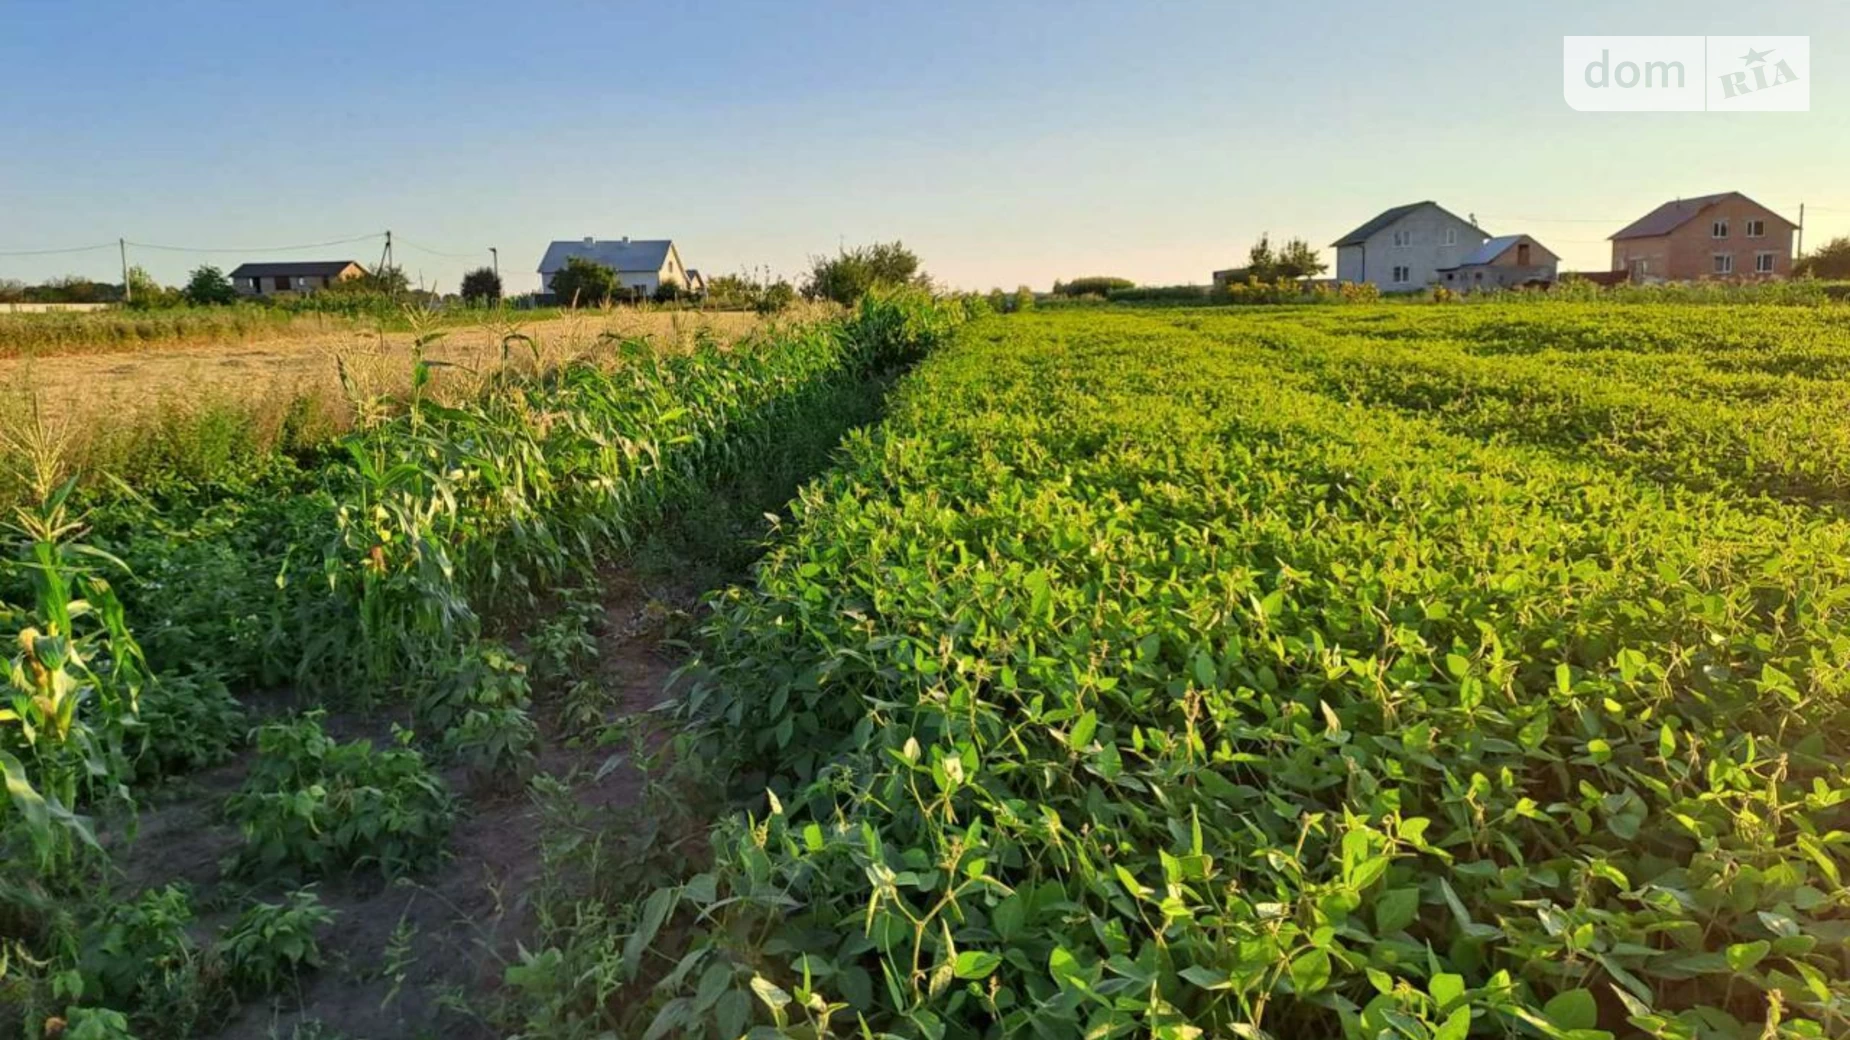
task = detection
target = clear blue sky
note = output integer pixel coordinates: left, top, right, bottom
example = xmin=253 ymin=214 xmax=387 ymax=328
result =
xmin=2 ymin=0 xmax=1845 ymax=293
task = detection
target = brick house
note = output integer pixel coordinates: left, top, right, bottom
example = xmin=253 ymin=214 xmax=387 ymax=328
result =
xmin=1609 ymin=192 xmax=1797 ymax=282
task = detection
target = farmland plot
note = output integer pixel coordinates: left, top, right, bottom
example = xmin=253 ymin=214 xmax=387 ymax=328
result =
xmin=0 ymin=293 xmax=968 ymax=1038
xmin=601 ymin=304 xmax=1850 ymax=1039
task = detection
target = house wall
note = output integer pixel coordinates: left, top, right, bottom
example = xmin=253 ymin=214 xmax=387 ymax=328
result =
xmin=1612 ymin=198 xmax=1795 ymax=281
xmin=235 ymin=266 xmax=360 ymax=297
xmin=1352 ymin=209 xmax=1488 ymax=290
xmin=1335 ymin=246 xmax=1365 ymax=283
xmin=1444 ymin=263 xmax=1557 ymax=291
xmin=660 ymin=246 xmax=689 ymax=288
xmin=540 ymin=269 xmax=665 ymax=298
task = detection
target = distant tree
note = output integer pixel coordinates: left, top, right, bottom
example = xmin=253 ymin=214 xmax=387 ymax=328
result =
xmin=182 ymin=264 xmax=238 ymax=306
xmin=361 ymin=264 xmax=411 ymax=296
xmin=0 ymin=279 xmax=25 ymax=303
xmin=125 ymin=266 xmax=179 ymax=308
xmin=26 ymin=275 xmax=119 ymax=304
xmin=704 ymin=273 xmax=758 ymax=309
xmin=653 ymin=281 xmax=685 ymax=304
xmin=1055 ymin=276 xmax=1134 ymax=298
xmin=802 ymin=241 xmax=928 ymax=305
xmin=1276 ymin=238 xmax=1328 ymax=279
xmin=1246 ymin=235 xmax=1281 ymax=281
xmin=550 ymin=256 xmax=618 ymax=307
xmin=459 ymin=266 xmax=502 ymax=304
xmin=1796 ymin=236 xmax=1850 ymax=280
xmin=1013 ymin=285 xmax=1035 ymax=313
xmin=756 ymin=280 xmax=797 ymax=315
xmin=1244 ymin=234 xmax=1326 ymax=281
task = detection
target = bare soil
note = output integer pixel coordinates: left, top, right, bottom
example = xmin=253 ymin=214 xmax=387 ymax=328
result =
xmin=108 ymin=571 xmax=702 ymax=1040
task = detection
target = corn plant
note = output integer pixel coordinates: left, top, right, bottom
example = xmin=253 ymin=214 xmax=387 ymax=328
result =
xmin=1 ymin=411 xmax=146 ymax=875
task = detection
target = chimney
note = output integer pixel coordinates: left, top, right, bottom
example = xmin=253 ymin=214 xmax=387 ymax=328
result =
xmin=583 ymin=236 xmax=594 ymax=247
xmin=621 ymin=236 xmax=630 ymax=244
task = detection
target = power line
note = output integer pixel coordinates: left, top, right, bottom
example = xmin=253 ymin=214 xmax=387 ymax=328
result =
xmin=397 ymin=238 xmax=489 ymax=260
xmin=123 ymin=232 xmax=385 ymax=254
xmin=0 ymin=242 xmax=117 ymax=257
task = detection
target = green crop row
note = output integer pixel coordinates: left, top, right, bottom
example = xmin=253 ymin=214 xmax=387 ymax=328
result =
xmin=2 ymin=290 xmax=980 ymax=1034
xmin=588 ymin=307 xmax=1850 ymax=1039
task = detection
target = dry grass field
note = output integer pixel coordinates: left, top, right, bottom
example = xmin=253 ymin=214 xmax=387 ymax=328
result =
xmin=0 ymin=307 xmax=778 ymax=503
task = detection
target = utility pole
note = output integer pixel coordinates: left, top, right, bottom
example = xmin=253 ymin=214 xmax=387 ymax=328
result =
xmin=377 ymin=230 xmax=394 ymax=276
xmin=490 ymin=246 xmax=498 ymax=281
xmin=119 ymin=238 xmax=131 ymax=303
xmin=1796 ymin=203 xmax=1806 ymax=260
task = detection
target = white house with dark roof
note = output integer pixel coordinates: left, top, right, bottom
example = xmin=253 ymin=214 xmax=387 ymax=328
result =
xmin=537 ymin=237 xmax=691 ymax=299
xmin=1331 ymin=202 xmax=1489 ymax=290
xmin=1436 ymin=234 xmax=1560 ymax=291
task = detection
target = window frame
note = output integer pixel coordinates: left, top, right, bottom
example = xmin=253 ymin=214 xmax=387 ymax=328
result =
xmin=1745 ymin=219 xmax=1766 ymax=238
xmin=1711 ymin=218 xmax=1729 ymax=239
xmin=1712 ymin=253 xmax=1735 ymax=275
xmin=1755 ymin=251 xmax=1777 ymax=274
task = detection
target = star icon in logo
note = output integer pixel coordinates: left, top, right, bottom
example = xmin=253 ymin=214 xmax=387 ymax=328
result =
xmin=1740 ymin=46 xmax=1774 ymax=65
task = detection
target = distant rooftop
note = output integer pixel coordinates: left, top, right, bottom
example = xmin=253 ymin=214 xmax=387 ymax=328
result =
xmin=228 ymin=260 xmax=363 ymax=278
xmin=537 ymin=238 xmax=674 ymax=274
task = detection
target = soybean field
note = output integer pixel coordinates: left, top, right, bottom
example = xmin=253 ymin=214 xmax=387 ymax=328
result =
xmin=624 ymin=303 xmax=1850 ymax=1040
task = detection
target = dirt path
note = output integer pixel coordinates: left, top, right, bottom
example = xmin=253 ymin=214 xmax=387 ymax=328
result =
xmin=112 ymin=571 xmax=700 ymax=1040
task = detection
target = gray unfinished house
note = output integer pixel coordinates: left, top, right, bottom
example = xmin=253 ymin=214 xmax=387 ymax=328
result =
xmin=1437 ymin=234 xmax=1560 ymax=291
xmin=1331 ymin=202 xmax=1489 ymax=290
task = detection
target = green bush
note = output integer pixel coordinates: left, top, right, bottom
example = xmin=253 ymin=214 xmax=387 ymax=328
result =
xmin=77 ymin=885 xmax=228 ymax=1037
xmin=801 ymin=242 xmax=928 ymax=305
xmin=218 ymin=888 xmax=335 ymax=996
xmin=130 ymin=672 xmax=246 ymax=781
xmin=549 ymin=256 xmax=618 ymax=307
xmin=225 ymin=712 xmax=454 ymax=880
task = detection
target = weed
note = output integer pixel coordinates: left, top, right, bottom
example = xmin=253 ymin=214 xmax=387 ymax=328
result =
xmin=225 ymin=712 xmax=453 ymax=881
xmin=218 ymin=888 xmax=335 ymax=997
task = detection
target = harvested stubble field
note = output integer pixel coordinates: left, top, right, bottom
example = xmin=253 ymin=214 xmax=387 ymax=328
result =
xmin=0 ymin=308 xmax=772 ymax=506
xmin=7 ymin=295 xmax=1850 ymax=1040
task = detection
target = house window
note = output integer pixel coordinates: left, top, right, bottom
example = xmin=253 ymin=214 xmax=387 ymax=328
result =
xmin=275 ymin=276 xmax=292 ymax=291
xmin=1713 ymin=253 xmax=1734 ymax=275
xmin=1712 ymin=219 xmax=1729 ymax=239
xmin=1391 ymin=265 xmax=1411 ymax=283
xmin=1746 ymin=219 xmax=1766 ymax=238
xmin=1392 ymin=230 xmax=1413 ymax=247
xmin=1443 ymin=228 xmax=1457 ymax=246
xmin=1756 ymin=251 xmax=1777 ymax=274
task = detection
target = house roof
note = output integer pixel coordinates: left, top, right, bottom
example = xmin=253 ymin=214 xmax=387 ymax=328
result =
xmin=229 ymin=260 xmax=363 ymax=278
xmin=1450 ymin=234 xmax=1558 ymax=267
xmin=1331 ymin=201 xmax=1483 ymax=247
xmin=538 ymin=238 xmax=674 ymax=275
xmin=1609 ymin=192 xmax=1795 ymax=240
